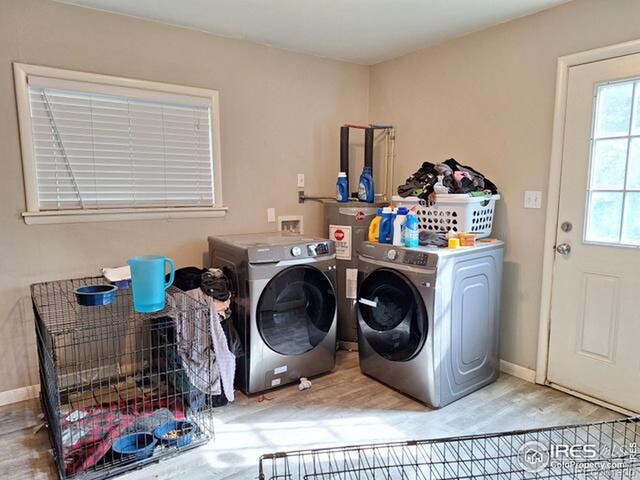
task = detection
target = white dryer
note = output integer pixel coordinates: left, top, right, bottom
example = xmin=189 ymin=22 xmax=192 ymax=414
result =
xmin=209 ymin=233 xmax=337 ymax=394
xmin=357 ymin=241 xmax=504 ymax=408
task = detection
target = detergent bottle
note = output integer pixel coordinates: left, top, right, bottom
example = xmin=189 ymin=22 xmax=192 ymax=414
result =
xmin=358 ymin=166 xmax=375 ymax=203
xmin=388 ymin=208 xmax=398 ymax=244
xmin=392 ymin=208 xmax=408 ymax=246
xmin=378 ymin=207 xmax=393 ymax=244
xmin=368 ymin=208 xmax=383 ymax=242
xmin=336 ymin=172 xmax=349 ymax=203
xmin=404 ymin=208 xmax=420 ymax=248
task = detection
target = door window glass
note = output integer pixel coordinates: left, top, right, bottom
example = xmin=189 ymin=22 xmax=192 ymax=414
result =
xmin=622 ymin=193 xmax=640 ymax=244
xmin=257 ymin=266 xmax=335 ymax=355
xmin=586 ymin=79 xmax=640 ymax=246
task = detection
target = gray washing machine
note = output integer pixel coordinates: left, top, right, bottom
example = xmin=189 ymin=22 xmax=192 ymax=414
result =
xmin=209 ymin=233 xmax=338 ymax=394
xmin=357 ymin=241 xmax=503 ymax=408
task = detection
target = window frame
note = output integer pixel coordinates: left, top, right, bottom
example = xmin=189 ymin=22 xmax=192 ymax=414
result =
xmin=583 ymin=77 xmax=640 ymax=248
xmin=13 ymin=63 xmax=225 ymax=224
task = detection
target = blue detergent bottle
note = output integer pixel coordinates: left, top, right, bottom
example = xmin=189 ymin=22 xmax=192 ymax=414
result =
xmin=336 ymin=172 xmax=349 ymax=203
xmin=404 ymin=209 xmax=420 ymax=248
xmin=378 ymin=207 xmax=393 ymax=244
xmin=358 ymin=166 xmax=375 ymax=203
xmin=389 ymin=208 xmax=398 ymax=244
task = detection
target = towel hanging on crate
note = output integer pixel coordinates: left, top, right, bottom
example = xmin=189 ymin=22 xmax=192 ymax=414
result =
xmin=185 ymin=288 xmax=236 ymax=403
xmin=170 ymin=267 xmax=236 ymax=402
xmin=167 ymin=293 xmax=222 ymax=397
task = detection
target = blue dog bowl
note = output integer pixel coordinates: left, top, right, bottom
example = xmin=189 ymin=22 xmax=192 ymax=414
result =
xmin=113 ymin=432 xmax=157 ymax=461
xmin=111 ymin=279 xmax=131 ymax=290
xmin=74 ymin=284 xmax=118 ymax=306
xmin=153 ymin=420 xmax=195 ymax=448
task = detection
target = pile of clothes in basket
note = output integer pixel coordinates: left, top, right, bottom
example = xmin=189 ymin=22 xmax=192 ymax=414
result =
xmin=397 ymin=158 xmax=498 ymax=202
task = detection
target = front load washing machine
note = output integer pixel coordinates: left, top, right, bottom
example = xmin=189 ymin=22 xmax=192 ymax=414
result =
xmin=209 ymin=233 xmax=338 ymax=394
xmin=357 ymin=241 xmax=503 ymax=408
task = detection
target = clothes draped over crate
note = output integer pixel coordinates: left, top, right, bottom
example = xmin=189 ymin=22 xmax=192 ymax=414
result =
xmin=397 ymin=158 xmax=499 ymax=201
xmin=166 ymin=295 xmax=221 ymax=396
xmin=171 ymin=267 xmax=238 ymax=403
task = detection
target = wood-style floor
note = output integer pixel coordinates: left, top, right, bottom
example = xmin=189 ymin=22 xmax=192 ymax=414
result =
xmin=0 ymin=351 xmax=621 ymax=479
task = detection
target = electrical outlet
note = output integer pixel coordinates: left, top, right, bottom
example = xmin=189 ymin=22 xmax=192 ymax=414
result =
xmin=524 ymin=191 xmax=542 ymax=209
xmin=267 ymin=208 xmax=276 ymax=222
xmin=297 ymin=174 xmax=305 ymax=188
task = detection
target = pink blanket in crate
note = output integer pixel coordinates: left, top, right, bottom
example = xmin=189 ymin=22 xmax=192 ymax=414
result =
xmin=61 ymin=394 xmax=185 ymax=476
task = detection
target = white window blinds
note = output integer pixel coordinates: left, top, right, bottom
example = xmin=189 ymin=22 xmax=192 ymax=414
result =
xmin=26 ymin=76 xmax=215 ymax=210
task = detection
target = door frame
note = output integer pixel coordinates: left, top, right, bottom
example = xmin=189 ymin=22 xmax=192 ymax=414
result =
xmin=536 ymin=38 xmax=640 ymax=413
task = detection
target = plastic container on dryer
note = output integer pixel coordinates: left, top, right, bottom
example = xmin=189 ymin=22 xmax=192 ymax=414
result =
xmin=393 ymin=194 xmax=500 ymax=239
xmin=404 ymin=209 xmax=420 ymax=248
xmin=368 ymin=208 xmax=383 ymax=242
xmin=392 ymin=207 xmax=408 ymax=246
xmin=378 ymin=207 xmax=393 ymax=244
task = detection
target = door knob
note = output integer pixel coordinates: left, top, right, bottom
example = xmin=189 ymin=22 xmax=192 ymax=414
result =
xmin=556 ymin=243 xmax=571 ymax=255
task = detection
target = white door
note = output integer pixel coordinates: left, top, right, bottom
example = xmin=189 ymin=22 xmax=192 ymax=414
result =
xmin=547 ymin=53 xmax=640 ymax=413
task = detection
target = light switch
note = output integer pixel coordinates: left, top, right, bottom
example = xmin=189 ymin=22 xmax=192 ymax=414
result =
xmin=297 ymin=174 xmax=305 ymax=188
xmin=267 ymin=208 xmax=276 ymax=222
xmin=524 ymin=191 xmax=542 ymax=209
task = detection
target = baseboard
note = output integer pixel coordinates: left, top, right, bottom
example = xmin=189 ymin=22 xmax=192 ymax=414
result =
xmin=500 ymin=360 xmax=536 ymax=383
xmin=0 ymin=384 xmax=40 ymax=407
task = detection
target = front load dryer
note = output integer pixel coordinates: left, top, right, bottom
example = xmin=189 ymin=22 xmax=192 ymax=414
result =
xmin=209 ymin=233 xmax=337 ymax=394
xmin=356 ymin=241 xmax=503 ymax=408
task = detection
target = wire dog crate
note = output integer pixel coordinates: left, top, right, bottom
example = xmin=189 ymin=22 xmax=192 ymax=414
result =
xmin=259 ymin=416 xmax=640 ymax=479
xmin=33 ymin=276 xmax=217 ymax=480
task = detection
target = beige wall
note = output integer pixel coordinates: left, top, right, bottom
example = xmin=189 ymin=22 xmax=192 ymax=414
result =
xmin=0 ymin=0 xmax=369 ymax=393
xmin=369 ymin=0 xmax=640 ymax=370
xmin=3 ymin=0 xmax=640 ymax=395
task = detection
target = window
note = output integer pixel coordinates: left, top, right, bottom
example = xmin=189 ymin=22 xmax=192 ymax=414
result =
xmin=585 ymin=79 xmax=640 ymax=246
xmin=14 ymin=64 xmax=224 ymax=224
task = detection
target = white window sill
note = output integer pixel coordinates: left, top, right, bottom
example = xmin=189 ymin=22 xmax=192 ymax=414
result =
xmin=22 ymin=206 xmax=228 ymax=225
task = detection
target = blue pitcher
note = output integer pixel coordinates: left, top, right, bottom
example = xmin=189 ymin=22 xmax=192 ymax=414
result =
xmin=128 ymin=255 xmax=175 ymax=313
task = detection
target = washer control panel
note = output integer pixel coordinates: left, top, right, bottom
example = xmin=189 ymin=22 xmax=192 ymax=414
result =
xmin=245 ymin=236 xmax=334 ymax=263
xmin=307 ymin=242 xmax=330 ymax=257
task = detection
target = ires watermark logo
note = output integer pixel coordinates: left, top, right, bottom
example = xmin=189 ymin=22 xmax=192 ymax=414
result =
xmin=518 ymin=442 xmax=550 ymax=473
xmin=517 ymin=440 xmax=638 ymax=476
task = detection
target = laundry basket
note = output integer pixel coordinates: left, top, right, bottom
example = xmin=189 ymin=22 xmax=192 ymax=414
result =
xmin=393 ymin=194 xmax=500 ymax=238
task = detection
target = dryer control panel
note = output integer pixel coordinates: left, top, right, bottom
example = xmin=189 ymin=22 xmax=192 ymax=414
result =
xmin=403 ymin=250 xmax=430 ymax=266
xmin=359 ymin=242 xmax=438 ymax=268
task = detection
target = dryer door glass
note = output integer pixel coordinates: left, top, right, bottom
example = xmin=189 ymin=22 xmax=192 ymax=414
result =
xmin=358 ymin=268 xmax=428 ymax=361
xmin=257 ymin=266 xmax=336 ymax=355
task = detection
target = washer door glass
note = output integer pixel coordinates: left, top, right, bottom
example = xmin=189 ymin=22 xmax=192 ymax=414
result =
xmin=358 ymin=268 xmax=428 ymax=361
xmin=257 ymin=265 xmax=336 ymax=355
